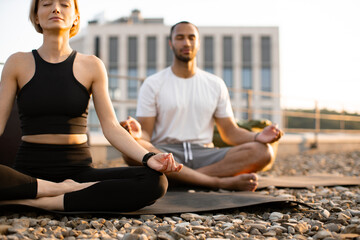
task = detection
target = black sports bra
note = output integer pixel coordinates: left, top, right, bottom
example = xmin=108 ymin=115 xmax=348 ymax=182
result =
xmin=17 ymin=50 xmax=90 ymax=135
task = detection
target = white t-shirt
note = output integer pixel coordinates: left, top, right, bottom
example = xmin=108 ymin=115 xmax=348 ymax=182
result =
xmin=136 ymin=67 xmax=234 ymax=145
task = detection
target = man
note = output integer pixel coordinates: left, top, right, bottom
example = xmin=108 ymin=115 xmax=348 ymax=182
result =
xmin=122 ymin=21 xmax=283 ymax=191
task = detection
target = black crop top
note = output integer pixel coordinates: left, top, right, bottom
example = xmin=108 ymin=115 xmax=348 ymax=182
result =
xmin=17 ymin=50 xmax=90 ymax=135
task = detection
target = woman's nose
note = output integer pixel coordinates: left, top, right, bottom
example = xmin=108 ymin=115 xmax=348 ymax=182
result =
xmin=52 ymin=4 xmax=60 ymax=14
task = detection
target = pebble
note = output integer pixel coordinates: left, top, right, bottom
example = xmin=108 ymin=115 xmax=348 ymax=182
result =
xmin=0 ymin=151 xmax=359 ymax=239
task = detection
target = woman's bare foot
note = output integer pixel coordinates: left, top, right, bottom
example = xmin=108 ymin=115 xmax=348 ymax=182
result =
xmin=0 ymin=195 xmax=64 ymax=211
xmin=37 ymin=179 xmax=98 ymax=198
xmin=218 ymin=173 xmax=258 ymax=191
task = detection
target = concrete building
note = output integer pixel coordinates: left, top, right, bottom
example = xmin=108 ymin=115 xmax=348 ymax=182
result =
xmin=70 ymin=9 xmax=281 ymax=134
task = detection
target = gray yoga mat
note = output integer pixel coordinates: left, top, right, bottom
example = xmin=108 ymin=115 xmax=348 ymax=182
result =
xmin=258 ymin=175 xmax=360 ymax=189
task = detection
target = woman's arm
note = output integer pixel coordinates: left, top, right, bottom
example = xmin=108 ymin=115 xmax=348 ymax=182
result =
xmin=87 ymin=56 xmax=182 ymax=173
xmin=0 ymin=54 xmax=21 ymax=135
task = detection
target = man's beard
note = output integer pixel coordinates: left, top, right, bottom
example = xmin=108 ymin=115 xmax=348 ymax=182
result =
xmin=173 ymin=49 xmax=193 ymax=63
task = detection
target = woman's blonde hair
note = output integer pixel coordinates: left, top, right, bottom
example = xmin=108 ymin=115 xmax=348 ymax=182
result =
xmin=29 ymin=0 xmax=80 ymax=38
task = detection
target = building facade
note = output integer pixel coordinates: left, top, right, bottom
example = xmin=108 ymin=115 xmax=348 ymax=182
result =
xmin=70 ymin=10 xmax=281 ymax=133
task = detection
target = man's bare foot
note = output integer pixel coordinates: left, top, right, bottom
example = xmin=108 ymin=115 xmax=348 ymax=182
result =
xmin=218 ymin=173 xmax=258 ymax=191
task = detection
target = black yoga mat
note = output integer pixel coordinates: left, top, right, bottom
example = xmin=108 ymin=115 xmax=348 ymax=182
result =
xmin=0 ymin=191 xmax=308 ymax=216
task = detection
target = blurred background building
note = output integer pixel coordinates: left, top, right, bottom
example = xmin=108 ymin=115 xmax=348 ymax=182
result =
xmin=70 ymin=9 xmax=281 ymax=134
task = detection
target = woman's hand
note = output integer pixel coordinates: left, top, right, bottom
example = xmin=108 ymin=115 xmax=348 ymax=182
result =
xmin=120 ymin=116 xmax=142 ymax=140
xmin=147 ymin=153 xmax=183 ymax=173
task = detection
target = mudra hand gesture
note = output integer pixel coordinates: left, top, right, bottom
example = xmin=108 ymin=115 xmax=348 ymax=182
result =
xmin=120 ymin=116 xmax=142 ymax=139
xmin=255 ymin=124 xmax=283 ymax=144
xmin=148 ymin=153 xmax=183 ymax=173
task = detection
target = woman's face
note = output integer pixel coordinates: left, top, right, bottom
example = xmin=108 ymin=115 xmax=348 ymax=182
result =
xmin=36 ymin=0 xmax=79 ymax=35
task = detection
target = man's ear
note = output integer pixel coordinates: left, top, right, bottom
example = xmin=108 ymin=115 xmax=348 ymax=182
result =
xmin=168 ymin=39 xmax=173 ymax=50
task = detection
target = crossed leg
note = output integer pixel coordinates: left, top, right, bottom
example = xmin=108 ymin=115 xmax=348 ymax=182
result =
xmin=0 ymin=164 xmax=97 ymax=210
xmin=124 ymin=142 xmax=274 ymax=192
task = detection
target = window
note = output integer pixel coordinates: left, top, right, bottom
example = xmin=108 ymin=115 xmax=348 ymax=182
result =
xmin=89 ymin=108 xmax=100 ymax=132
xmin=261 ymin=67 xmax=271 ymax=92
xmin=223 ymin=67 xmax=233 ymax=98
xmin=146 ymin=36 xmax=157 ymax=77
xmin=261 ymin=37 xmax=272 ymax=99
xmin=128 ymin=37 xmax=138 ymax=99
xmin=94 ymin=36 xmax=100 ymax=58
xmin=165 ymin=36 xmax=172 ymax=67
xmin=223 ymin=36 xmax=233 ymax=98
xmin=261 ymin=107 xmax=272 ymax=121
xmin=109 ymin=37 xmax=119 ymax=99
xmin=127 ymin=67 xmax=138 ymax=99
xmin=127 ymin=108 xmax=137 ymax=118
xmin=204 ymin=36 xmax=214 ymax=73
xmin=242 ymin=36 xmax=253 ymax=99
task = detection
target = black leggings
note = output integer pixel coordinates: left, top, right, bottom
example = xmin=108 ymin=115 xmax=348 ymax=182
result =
xmin=1 ymin=141 xmax=168 ymax=212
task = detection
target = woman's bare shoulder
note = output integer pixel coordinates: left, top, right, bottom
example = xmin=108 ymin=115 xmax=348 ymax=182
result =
xmin=5 ymin=51 xmax=33 ymax=64
xmin=76 ymin=52 xmax=103 ymax=66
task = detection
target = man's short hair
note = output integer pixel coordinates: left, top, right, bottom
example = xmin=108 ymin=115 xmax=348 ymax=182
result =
xmin=169 ymin=21 xmax=199 ymax=41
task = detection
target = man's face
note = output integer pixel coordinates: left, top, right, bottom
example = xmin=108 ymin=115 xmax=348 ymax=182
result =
xmin=170 ymin=23 xmax=200 ymax=63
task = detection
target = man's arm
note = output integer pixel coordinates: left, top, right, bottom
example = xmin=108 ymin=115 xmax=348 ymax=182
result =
xmin=215 ymin=117 xmax=283 ymax=146
xmin=215 ymin=117 xmax=256 ymax=145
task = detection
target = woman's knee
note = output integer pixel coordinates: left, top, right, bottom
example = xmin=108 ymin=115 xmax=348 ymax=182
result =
xmin=142 ymin=168 xmax=168 ymax=199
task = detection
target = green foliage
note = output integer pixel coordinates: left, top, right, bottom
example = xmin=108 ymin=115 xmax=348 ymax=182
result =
xmin=285 ymin=108 xmax=360 ymax=130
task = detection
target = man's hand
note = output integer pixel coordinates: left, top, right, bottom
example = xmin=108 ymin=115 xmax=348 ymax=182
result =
xmin=147 ymin=153 xmax=183 ymax=173
xmin=120 ymin=116 xmax=142 ymax=140
xmin=255 ymin=124 xmax=283 ymax=144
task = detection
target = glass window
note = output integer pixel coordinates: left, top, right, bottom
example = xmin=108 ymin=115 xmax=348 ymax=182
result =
xmin=223 ymin=67 xmax=233 ymax=98
xmin=242 ymin=67 xmax=252 ymax=99
xmin=223 ymin=36 xmax=233 ymax=98
xmin=108 ymin=37 xmax=118 ymax=100
xmin=89 ymin=108 xmax=100 ymax=132
xmin=128 ymin=36 xmax=137 ymax=66
xmin=204 ymin=67 xmax=214 ymax=74
xmin=261 ymin=67 xmax=272 ymax=99
xmin=242 ymin=36 xmax=252 ymax=66
xmin=94 ymin=36 xmax=100 ymax=58
xmin=127 ymin=108 xmax=137 ymax=118
xmin=166 ymin=36 xmax=172 ymax=67
xmin=242 ymin=36 xmax=252 ymax=99
xmin=109 ymin=67 xmax=118 ymax=99
xmin=261 ymin=36 xmax=272 ymax=98
xmin=204 ymin=36 xmax=214 ymax=71
xmin=223 ymin=36 xmax=233 ymax=65
xmin=261 ymin=36 xmax=271 ymax=66
xmin=147 ymin=36 xmax=157 ymax=76
xmin=261 ymin=107 xmax=272 ymax=121
xmin=128 ymin=37 xmax=138 ymax=99
xmin=109 ymin=37 xmax=118 ymax=63
xmin=146 ymin=68 xmax=157 ymax=77
xmin=127 ymin=67 xmax=138 ymax=99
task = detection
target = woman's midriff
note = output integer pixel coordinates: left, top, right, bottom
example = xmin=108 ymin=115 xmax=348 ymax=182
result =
xmin=21 ymin=134 xmax=88 ymax=145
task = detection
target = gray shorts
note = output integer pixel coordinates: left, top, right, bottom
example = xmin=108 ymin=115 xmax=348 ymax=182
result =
xmin=155 ymin=142 xmax=231 ymax=169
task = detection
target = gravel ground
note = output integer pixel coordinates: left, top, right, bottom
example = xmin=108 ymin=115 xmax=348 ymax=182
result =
xmin=0 ymin=151 xmax=359 ymax=239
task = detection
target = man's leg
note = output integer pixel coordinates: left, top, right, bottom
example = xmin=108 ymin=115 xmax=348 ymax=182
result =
xmin=123 ymin=143 xmax=260 ymax=191
xmin=196 ymin=142 xmax=274 ymax=177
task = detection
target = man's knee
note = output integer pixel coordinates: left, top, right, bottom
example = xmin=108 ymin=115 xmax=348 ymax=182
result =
xmin=246 ymin=142 xmax=275 ymax=170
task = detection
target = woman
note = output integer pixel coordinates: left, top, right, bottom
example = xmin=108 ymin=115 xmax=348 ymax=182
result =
xmin=0 ymin=0 xmax=182 ymax=212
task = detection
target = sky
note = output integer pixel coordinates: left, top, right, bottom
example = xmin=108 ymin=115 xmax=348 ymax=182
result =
xmin=0 ymin=0 xmax=359 ymax=113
